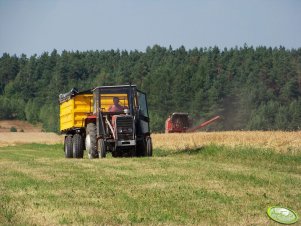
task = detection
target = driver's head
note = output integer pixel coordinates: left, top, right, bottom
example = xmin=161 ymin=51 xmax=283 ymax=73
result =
xmin=113 ymin=97 xmax=119 ymax=105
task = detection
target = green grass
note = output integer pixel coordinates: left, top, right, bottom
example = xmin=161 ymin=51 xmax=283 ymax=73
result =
xmin=0 ymin=144 xmax=300 ymax=225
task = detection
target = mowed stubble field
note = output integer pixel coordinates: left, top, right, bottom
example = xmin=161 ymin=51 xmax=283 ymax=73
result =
xmin=1 ymin=131 xmax=301 ymax=152
xmin=0 ymin=131 xmax=300 ymax=225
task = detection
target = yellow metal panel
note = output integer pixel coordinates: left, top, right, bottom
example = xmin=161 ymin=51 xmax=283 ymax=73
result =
xmin=59 ymin=94 xmax=93 ymax=132
xmin=74 ymin=94 xmax=93 ymax=128
xmin=59 ymin=93 xmax=129 ymax=132
xmin=60 ymin=98 xmax=75 ymax=131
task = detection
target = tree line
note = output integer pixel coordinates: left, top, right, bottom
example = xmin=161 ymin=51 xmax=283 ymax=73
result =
xmin=0 ymin=45 xmax=301 ymax=132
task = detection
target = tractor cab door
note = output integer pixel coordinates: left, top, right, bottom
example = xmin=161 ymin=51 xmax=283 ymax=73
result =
xmin=136 ymin=90 xmax=150 ymax=135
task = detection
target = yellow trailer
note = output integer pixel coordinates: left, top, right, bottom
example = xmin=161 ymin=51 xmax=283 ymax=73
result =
xmin=59 ymin=89 xmax=129 ymax=132
xmin=59 ymin=92 xmax=93 ymax=132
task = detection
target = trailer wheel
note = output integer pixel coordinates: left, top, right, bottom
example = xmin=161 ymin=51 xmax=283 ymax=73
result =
xmin=85 ymin=123 xmax=99 ymax=159
xmin=98 ymin=139 xmax=106 ymax=158
xmin=145 ymin=137 xmax=153 ymax=157
xmin=73 ymin=134 xmax=84 ymax=158
xmin=64 ymin=135 xmax=73 ymax=158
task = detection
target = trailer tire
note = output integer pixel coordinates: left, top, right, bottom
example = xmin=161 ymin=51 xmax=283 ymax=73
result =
xmin=98 ymin=139 xmax=106 ymax=158
xmin=73 ymin=134 xmax=84 ymax=158
xmin=64 ymin=135 xmax=73 ymax=158
xmin=85 ymin=123 xmax=99 ymax=159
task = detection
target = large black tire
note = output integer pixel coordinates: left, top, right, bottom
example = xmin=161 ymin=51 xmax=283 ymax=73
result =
xmin=85 ymin=123 xmax=99 ymax=159
xmin=64 ymin=135 xmax=73 ymax=158
xmin=145 ymin=137 xmax=153 ymax=157
xmin=73 ymin=134 xmax=84 ymax=158
xmin=136 ymin=140 xmax=144 ymax=157
xmin=137 ymin=136 xmax=153 ymax=157
xmin=98 ymin=139 xmax=106 ymax=158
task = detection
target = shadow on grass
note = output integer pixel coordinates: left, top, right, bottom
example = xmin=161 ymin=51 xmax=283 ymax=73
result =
xmin=154 ymin=146 xmax=207 ymax=157
xmin=155 ymin=144 xmax=301 ymax=170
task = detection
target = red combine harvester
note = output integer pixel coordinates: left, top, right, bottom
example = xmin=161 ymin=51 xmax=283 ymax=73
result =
xmin=165 ymin=112 xmax=220 ymax=133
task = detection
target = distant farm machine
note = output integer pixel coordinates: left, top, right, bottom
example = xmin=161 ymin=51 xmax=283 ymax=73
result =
xmin=59 ymin=85 xmax=152 ymax=159
xmin=165 ymin=112 xmax=220 ymax=133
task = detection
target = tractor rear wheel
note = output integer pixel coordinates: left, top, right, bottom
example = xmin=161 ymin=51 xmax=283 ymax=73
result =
xmin=136 ymin=140 xmax=144 ymax=157
xmin=145 ymin=137 xmax=153 ymax=157
xmin=64 ymin=135 xmax=73 ymax=158
xmin=73 ymin=134 xmax=84 ymax=158
xmin=85 ymin=123 xmax=99 ymax=159
xmin=137 ymin=137 xmax=153 ymax=157
xmin=98 ymin=139 xmax=106 ymax=158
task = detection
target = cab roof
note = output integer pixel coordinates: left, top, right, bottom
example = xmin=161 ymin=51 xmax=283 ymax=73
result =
xmin=92 ymin=84 xmax=137 ymax=91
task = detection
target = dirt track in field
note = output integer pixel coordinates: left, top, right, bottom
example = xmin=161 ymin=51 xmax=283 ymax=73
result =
xmin=0 ymin=120 xmax=42 ymax=132
xmin=0 ymin=120 xmax=63 ymax=147
xmin=0 ymin=132 xmax=63 ymax=147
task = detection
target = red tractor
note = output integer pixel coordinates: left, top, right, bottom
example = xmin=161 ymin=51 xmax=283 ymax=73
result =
xmin=165 ymin=113 xmax=220 ymax=133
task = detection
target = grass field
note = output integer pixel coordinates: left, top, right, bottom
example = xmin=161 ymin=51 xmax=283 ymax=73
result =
xmin=0 ymin=140 xmax=300 ymax=225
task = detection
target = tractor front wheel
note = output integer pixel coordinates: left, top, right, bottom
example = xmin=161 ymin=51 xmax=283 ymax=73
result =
xmin=98 ymin=139 xmax=106 ymax=158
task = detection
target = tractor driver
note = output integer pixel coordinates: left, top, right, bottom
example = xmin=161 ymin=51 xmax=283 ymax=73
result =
xmin=108 ymin=97 xmax=128 ymax=112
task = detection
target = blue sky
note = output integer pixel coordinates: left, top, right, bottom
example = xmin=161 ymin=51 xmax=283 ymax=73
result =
xmin=0 ymin=0 xmax=300 ymax=56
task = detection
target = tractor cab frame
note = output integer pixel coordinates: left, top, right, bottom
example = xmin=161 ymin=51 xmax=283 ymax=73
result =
xmin=90 ymin=85 xmax=152 ymax=157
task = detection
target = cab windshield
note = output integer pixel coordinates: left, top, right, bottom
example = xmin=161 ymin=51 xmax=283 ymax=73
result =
xmin=100 ymin=93 xmax=129 ymax=112
xmin=93 ymin=86 xmax=134 ymax=113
